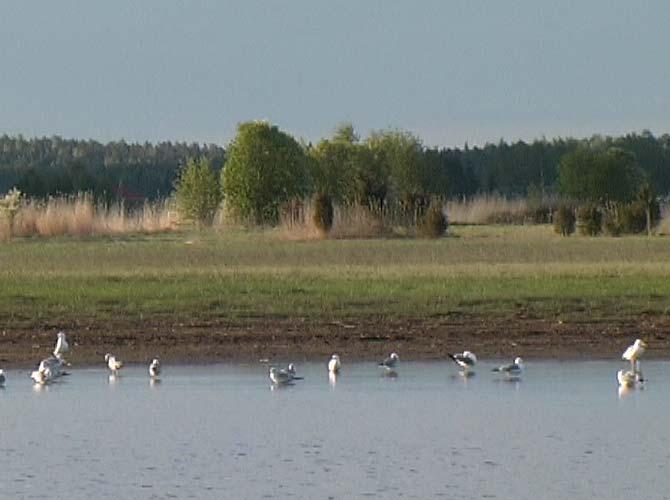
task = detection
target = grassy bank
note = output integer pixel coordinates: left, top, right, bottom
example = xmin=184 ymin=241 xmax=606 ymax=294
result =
xmin=2 ymin=225 xmax=670 ymax=330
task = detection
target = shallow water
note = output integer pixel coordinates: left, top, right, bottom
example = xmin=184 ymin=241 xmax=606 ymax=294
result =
xmin=1 ymin=360 xmax=669 ymax=499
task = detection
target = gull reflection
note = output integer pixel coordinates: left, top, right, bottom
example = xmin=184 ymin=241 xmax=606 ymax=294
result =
xmin=328 ymin=372 xmax=338 ymax=388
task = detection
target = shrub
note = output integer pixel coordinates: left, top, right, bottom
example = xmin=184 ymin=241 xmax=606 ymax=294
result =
xmin=619 ymin=200 xmax=660 ymax=234
xmin=418 ymin=203 xmax=448 ymax=238
xmin=0 ymin=188 xmax=22 ymax=240
xmin=175 ymin=158 xmax=222 ymax=227
xmin=576 ymin=204 xmax=602 ymax=236
xmin=312 ymin=193 xmax=334 ymax=234
xmin=602 ymin=204 xmax=622 ymax=236
xmin=553 ymin=205 xmax=576 ymax=236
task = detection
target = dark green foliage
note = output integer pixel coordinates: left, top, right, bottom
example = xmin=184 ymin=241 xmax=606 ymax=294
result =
xmin=553 ymin=205 xmax=576 ymax=236
xmin=558 ymin=147 xmax=644 ymax=202
xmin=222 ymin=122 xmax=310 ymax=225
xmin=3 ymin=130 xmax=670 ymax=213
xmin=0 ymin=135 xmax=225 ymax=201
xmin=418 ymin=203 xmax=448 ymax=238
xmin=175 ymin=158 xmax=222 ymax=226
xmin=577 ymin=204 xmax=602 ymax=236
xmin=312 ymin=192 xmax=334 ymax=233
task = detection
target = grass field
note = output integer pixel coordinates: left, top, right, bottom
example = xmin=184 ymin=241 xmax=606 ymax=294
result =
xmin=2 ymin=225 xmax=670 ymax=331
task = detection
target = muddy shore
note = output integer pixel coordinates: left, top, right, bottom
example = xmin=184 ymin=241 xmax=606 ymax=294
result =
xmin=2 ymin=315 xmax=670 ymax=368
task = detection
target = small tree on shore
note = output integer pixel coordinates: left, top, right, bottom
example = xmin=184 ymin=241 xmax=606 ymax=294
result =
xmin=577 ymin=203 xmax=602 ymax=236
xmin=418 ymin=202 xmax=448 ymax=238
xmin=175 ymin=158 xmax=222 ymax=227
xmin=222 ymin=121 xmax=310 ymax=225
xmin=0 ymin=188 xmax=22 ymax=240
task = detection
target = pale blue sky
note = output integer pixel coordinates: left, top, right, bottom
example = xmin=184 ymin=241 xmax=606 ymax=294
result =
xmin=1 ymin=1 xmax=668 ymax=147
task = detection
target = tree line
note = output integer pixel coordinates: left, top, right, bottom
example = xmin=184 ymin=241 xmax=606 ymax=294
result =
xmin=2 ymin=128 xmax=670 ymax=206
xmin=0 ymin=135 xmax=225 ymax=200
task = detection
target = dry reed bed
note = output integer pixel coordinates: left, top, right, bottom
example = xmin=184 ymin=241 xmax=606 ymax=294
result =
xmin=1 ymin=195 xmax=176 ymax=239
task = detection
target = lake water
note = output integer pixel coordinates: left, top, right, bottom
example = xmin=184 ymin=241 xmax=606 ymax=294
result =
xmin=1 ymin=360 xmax=669 ymax=499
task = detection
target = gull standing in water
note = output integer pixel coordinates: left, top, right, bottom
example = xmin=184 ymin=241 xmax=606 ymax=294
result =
xmin=492 ymin=357 xmax=524 ymax=377
xmin=269 ymin=366 xmax=292 ymax=385
xmin=379 ymin=352 xmax=399 ymax=373
xmin=328 ymin=354 xmax=341 ymax=374
xmin=447 ymin=351 xmax=477 ymax=373
xmin=105 ymin=353 xmax=123 ymax=373
xmin=622 ymin=339 xmax=647 ymax=368
xmin=149 ymin=358 xmax=161 ymax=378
xmin=0 ymin=369 xmax=5 ymax=387
xmin=53 ymin=331 xmax=69 ymax=359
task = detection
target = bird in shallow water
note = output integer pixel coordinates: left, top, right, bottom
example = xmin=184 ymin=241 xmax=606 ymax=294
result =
xmin=617 ymin=359 xmax=643 ymax=387
xmin=105 ymin=353 xmax=123 ymax=373
xmin=30 ymin=367 xmax=48 ymax=385
xmin=286 ymin=363 xmax=303 ymax=380
xmin=38 ymin=356 xmax=66 ymax=379
xmin=447 ymin=351 xmax=477 ymax=372
xmin=269 ymin=366 xmax=292 ymax=385
xmin=492 ymin=357 xmax=524 ymax=377
xmin=328 ymin=354 xmax=341 ymax=374
xmin=0 ymin=369 xmax=5 ymax=387
xmin=149 ymin=358 xmax=161 ymax=378
xmin=622 ymin=339 xmax=647 ymax=368
xmin=379 ymin=352 xmax=399 ymax=372
xmin=53 ymin=331 xmax=69 ymax=359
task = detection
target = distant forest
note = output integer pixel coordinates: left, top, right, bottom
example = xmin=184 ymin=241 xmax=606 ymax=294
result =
xmin=1 ymin=131 xmax=669 ymax=201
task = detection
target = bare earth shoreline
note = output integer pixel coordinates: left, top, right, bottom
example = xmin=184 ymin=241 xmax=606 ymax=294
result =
xmin=3 ymin=316 xmax=670 ymax=368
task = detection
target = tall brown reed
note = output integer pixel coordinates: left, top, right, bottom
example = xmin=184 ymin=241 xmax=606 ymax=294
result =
xmin=2 ymin=195 xmax=176 ymax=239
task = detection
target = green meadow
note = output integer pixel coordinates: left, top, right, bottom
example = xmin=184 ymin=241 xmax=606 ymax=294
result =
xmin=2 ymin=225 xmax=670 ymax=329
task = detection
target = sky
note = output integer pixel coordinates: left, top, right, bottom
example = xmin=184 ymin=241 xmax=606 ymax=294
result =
xmin=1 ymin=0 xmax=669 ymax=148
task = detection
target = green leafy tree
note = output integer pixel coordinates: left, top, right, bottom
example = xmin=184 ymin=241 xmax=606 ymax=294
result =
xmin=367 ymin=129 xmax=425 ymax=202
xmin=558 ymin=147 xmax=644 ymax=202
xmin=175 ymin=158 xmax=222 ymax=227
xmin=221 ymin=121 xmax=310 ymax=225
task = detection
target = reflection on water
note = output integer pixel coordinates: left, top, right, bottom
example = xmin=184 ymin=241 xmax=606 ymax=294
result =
xmin=1 ymin=361 xmax=669 ymax=499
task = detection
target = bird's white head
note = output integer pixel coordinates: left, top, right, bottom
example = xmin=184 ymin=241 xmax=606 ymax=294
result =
xmin=390 ymin=353 xmax=399 ymax=360
xmin=332 ymin=354 xmax=340 ymax=361
xmin=57 ymin=331 xmax=65 ymax=339
xmin=104 ymin=353 xmax=111 ymax=362
xmin=464 ymin=351 xmax=477 ymax=362
xmin=636 ymin=339 xmax=648 ymax=348
xmin=514 ymin=357 xmax=523 ymax=366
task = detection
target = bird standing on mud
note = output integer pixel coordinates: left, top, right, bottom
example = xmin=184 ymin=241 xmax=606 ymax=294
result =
xmin=53 ymin=331 xmax=69 ymax=359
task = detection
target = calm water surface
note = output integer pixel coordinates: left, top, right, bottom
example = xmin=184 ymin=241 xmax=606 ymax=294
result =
xmin=1 ymin=361 xmax=669 ymax=499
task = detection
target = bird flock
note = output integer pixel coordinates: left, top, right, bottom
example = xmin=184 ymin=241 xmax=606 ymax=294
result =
xmin=0 ymin=333 xmax=651 ymax=393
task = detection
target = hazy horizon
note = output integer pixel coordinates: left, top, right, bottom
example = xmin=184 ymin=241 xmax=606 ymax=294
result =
xmin=1 ymin=1 xmax=668 ymax=148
